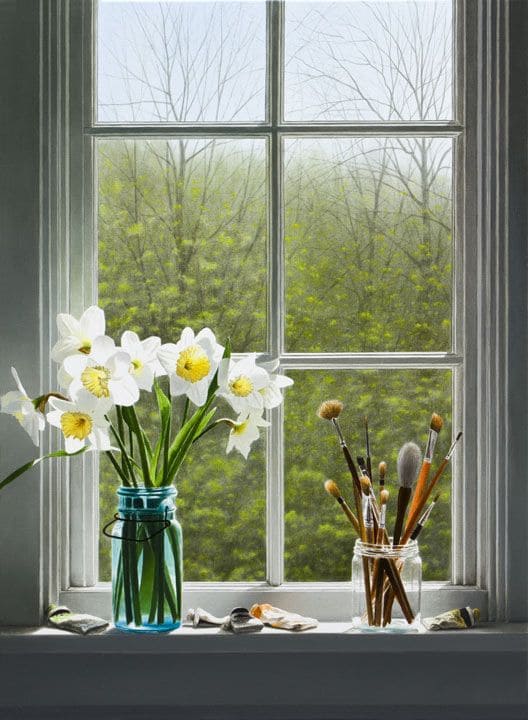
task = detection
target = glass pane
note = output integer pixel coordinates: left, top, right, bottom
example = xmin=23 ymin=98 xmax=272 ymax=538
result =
xmin=284 ymin=369 xmax=453 ymax=581
xmin=97 ymin=137 xmax=268 ymax=582
xmin=285 ymin=0 xmax=453 ymax=122
xmin=285 ymin=137 xmax=453 ymax=352
xmin=98 ymin=138 xmax=267 ymax=348
xmin=98 ymin=1 xmax=266 ymax=122
xmin=99 ymin=396 xmax=266 ymax=581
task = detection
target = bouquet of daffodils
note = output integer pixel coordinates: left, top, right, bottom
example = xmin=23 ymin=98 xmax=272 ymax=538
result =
xmin=0 ymin=306 xmax=293 ymax=491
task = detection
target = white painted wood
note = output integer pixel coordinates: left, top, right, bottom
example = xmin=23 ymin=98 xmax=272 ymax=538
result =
xmin=60 ymin=581 xmax=489 ymax=623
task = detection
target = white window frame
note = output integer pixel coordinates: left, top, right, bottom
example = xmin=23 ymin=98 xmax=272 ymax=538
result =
xmin=36 ymin=0 xmax=513 ymax=621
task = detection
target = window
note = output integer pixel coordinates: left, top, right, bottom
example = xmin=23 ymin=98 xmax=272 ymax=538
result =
xmin=60 ymin=0 xmax=488 ymax=618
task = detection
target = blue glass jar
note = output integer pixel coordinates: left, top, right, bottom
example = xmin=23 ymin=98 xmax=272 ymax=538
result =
xmin=111 ymin=486 xmax=182 ymax=633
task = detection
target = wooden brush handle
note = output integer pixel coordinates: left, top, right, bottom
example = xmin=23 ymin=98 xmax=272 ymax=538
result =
xmin=407 ymin=460 xmax=432 ymax=519
xmin=402 ymin=458 xmax=448 ymax=544
xmin=393 ymin=486 xmax=412 ymax=546
xmin=337 ymin=498 xmax=360 ymax=535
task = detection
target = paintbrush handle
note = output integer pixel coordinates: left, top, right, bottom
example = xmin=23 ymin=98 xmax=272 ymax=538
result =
xmin=392 ymin=486 xmax=412 ymax=547
xmin=402 ymin=458 xmax=448 ymax=544
xmin=336 ymin=497 xmax=360 ymax=535
xmin=407 ymin=460 xmax=432 ymax=519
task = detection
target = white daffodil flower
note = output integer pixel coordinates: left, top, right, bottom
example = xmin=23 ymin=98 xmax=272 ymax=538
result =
xmin=158 ymin=327 xmax=224 ymax=407
xmin=51 ymin=305 xmax=105 ymax=363
xmin=62 ymin=335 xmax=139 ymax=407
xmin=225 ymin=411 xmax=270 ymax=460
xmin=218 ymin=354 xmax=270 ymax=416
xmin=120 ymin=331 xmax=165 ymax=392
xmin=46 ymin=390 xmax=113 ymax=454
xmin=0 ymin=367 xmax=45 ymax=446
xmin=256 ymin=358 xmax=294 ymax=410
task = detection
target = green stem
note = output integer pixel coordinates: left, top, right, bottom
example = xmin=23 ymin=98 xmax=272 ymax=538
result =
xmin=181 ymin=397 xmax=189 ymax=429
xmin=108 ymin=420 xmax=138 ymax=488
xmin=121 ymin=524 xmax=133 ymax=624
xmin=167 ymin=525 xmax=182 ymax=619
xmin=116 ymin=407 xmax=126 ymax=476
xmin=157 ymin=525 xmax=165 ymax=624
xmin=105 ymin=451 xmax=131 ymax=488
xmin=122 ymin=406 xmax=152 ymax=487
xmin=0 ymin=447 xmax=86 ymax=493
xmin=192 ymin=418 xmax=233 ymax=444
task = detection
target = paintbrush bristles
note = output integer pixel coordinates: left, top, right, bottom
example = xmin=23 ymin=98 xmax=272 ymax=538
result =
xmin=380 ymin=488 xmax=389 ymax=505
xmin=324 ymin=479 xmax=342 ymax=499
xmin=360 ymin=476 xmax=371 ymax=496
xmin=317 ymin=400 xmax=344 ymax=421
xmin=379 ymin=462 xmax=387 ymax=480
xmin=430 ymin=413 xmax=443 ymax=433
xmin=396 ymin=442 xmax=422 ymax=488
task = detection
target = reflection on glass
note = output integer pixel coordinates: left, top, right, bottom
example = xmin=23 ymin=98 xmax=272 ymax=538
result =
xmin=98 ymin=138 xmax=267 ymax=350
xmin=284 ymin=369 xmax=453 ymax=581
xmin=285 ymin=0 xmax=453 ymax=122
xmin=98 ymin=1 xmax=266 ymax=122
xmin=285 ymin=137 xmax=453 ymax=352
xmin=99 ymin=396 xmax=267 ymax=582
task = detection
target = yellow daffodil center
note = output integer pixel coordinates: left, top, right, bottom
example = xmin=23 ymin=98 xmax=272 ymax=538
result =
xmin=60 ymin=412 xmax=93 ymax=440
xmin=81 ymin=365 xmax=111 ymax=398
xmin=232 ymin=419 xmax=250 ymax=436
xmin=131 ymin=358 xmax=143 ymax=374
xmin=229 ymin=375 xmax=253 ymax=397
xmin=176 ymin=345 xmax=210 ymax=383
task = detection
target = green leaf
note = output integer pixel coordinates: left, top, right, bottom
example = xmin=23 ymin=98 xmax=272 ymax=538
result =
xmin=0 ymin=447 xmax=87 ymax=493
xmin=121 ymin=406 xmax=153 ymax=487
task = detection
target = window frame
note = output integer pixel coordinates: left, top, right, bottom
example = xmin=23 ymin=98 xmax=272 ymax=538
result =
xmin=41 ymin=0 xmax=497 ymax=620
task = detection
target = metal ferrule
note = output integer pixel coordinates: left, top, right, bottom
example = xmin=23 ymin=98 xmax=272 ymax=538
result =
xmin=332 ymin=418 xmax=347 ymax=447
xmin=364 ymin=497 xmax=374 ymax=529
xmin=424 ymin=429 xmax=438 ymax=462
xmin=445 ymin=437 xmax=459 ymax=460
xmin=379 ymin=504 xmax=387 ymax=529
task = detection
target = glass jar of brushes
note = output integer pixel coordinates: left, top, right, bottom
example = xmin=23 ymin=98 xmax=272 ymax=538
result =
xmin=351 ymin=539 xmax=422 ymax=632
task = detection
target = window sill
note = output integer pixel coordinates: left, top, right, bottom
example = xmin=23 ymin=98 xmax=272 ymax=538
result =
xmin=59 ymin=581 xmax=489 ymax=622
xmin=0 ymin=624 xmax=525 ymax=720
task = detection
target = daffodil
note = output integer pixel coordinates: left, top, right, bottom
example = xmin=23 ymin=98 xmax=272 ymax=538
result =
xmin=0 ymin=367 xmax=45 ymax=446
xmin=256 ymin=358 xmax=294 ymax=409
xmin=62 ymin=335 xmax=139 ymax=407
xmin=218 ymin=354 xmax=270 ymax=415
xmin=225 ymin=411 xmax=270 ymax=459
xmin=120 ymin=331 xmax=165 ymax=392
xmin=158 ymin=327 xmax=224 ymax=407
xmin=51 ymin=305 xmax=106 ymax=362
xmin=46 ymin=390 xmax=113 ymax=453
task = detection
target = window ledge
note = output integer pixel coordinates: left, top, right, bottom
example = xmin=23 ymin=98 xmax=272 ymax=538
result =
xmin=0 ymin=624 xmax=525 ymax=720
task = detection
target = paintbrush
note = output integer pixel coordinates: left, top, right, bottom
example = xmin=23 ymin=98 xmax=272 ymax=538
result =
xmin=383 ymin=432 xmax=462 ymax=626
xmin=410 ymin=493 xmax=440 ymax=541
xmin=324 ymin=480 xmax=360 ymax=535
xmin=318 ymin=401 xmax=373 ymax=624
xmin=317 ymin=400 xmax=365 ymax=534
xmin=364 ymin=416 xmax=372 ymax=482
xmin=407 ymin=413 xmax=443 ymax=520
xmin=392 ymin=442 xmax=422 ymax=546
xmin=402 ymin=432 xmax=463 ymax=543
xmin=373 ymin=487 xmax=390 ymax=625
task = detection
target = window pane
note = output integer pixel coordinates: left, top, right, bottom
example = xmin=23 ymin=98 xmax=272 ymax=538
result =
xmin=97 ymin=1 xmax=266 ymax=123
xmin=285 ymin=0 xmax=453 ymax=122
xmin=284 ymin=369 xmax=453 ymax=581
xmin=100 ymin=396 xmax=266 ymax=581
xmin=285 ymin=137 xmax=453 ymax=352
xmin=98 ymin=138 xmax=267 ymax=349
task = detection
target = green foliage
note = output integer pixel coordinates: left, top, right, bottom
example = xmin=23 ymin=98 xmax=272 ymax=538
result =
xmin=97 ymin=138 xmax=454 ymax=584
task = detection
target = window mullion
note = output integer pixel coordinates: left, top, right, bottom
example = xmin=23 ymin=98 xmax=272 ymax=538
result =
xmin=266 ymin=0 xmax=284 ymax=586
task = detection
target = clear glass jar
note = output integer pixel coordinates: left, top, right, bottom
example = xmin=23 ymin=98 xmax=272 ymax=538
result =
xmin=351 ymin=539 xmax=421 ymax=632
xmin=109 ymin=486 xmax=183 ymax=633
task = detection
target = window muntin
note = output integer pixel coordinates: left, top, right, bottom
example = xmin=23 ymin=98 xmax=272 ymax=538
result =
xmin=94 ymin=0 xmax=458 ymax=585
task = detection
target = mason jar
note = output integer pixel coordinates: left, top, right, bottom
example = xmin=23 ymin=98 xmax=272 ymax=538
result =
xmin=351 ymin=539 xmax=422 ymax=632
xmin=106 ymin=486 xmax=183 ymax=633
